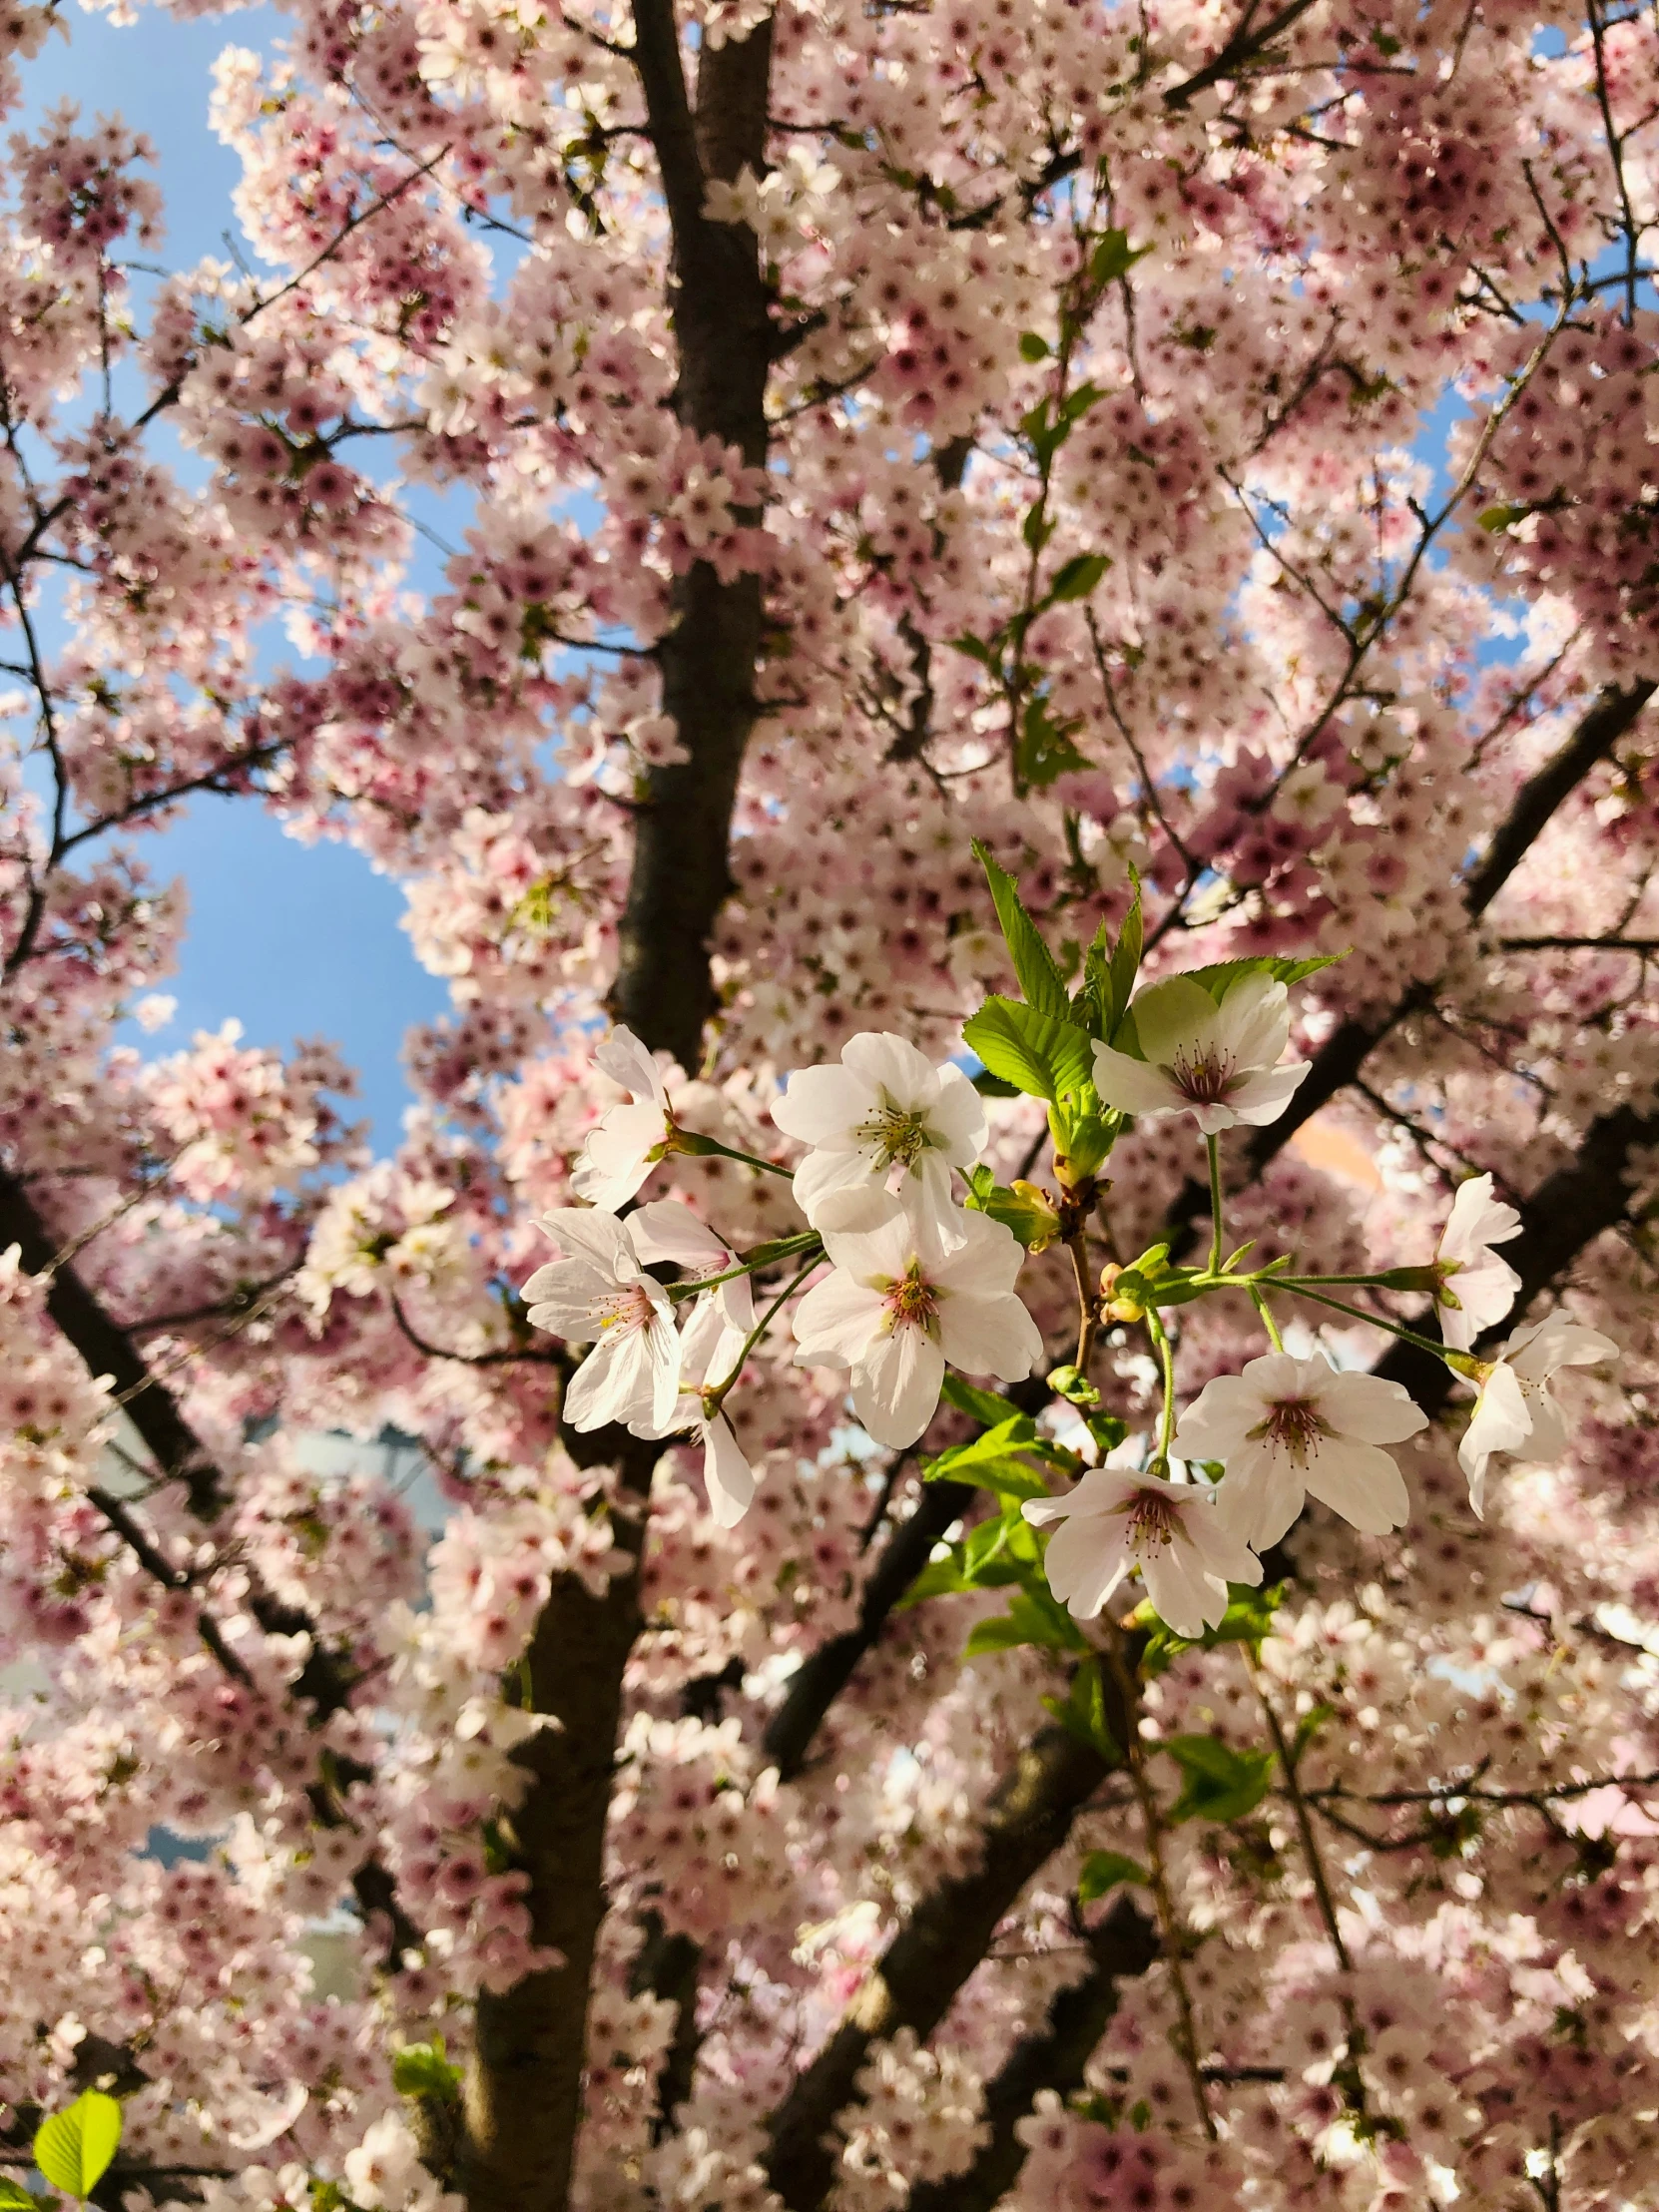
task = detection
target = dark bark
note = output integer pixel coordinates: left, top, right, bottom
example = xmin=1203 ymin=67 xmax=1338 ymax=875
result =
xmin=1162 ymin=678 xmax=1658 ymax=1241
xmin=456 ymin=1439 xmax=658 ymax=2212
xmin=762 ymin=1478 xmax=973 ymax=1780
xmin=610 ymin=4 xmax=777 ymax=1071
xmin=459 ymin=11 xmax=778 ymax=2207
xmin=762 ymin=1723 xmax=1121 ymax=2212
xmin=905 ymin=1894 xmax=1160 ymax=2212
xmin=0 ymin=1161 xmax=227 ymax=1520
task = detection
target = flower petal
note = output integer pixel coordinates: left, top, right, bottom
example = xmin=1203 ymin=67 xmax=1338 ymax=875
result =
xmin=793 ymin=1271 xmax=885 ymax=1367
xmin=1089 ymin=1044 xmax=1189 ymax=1120
xmin=703 ymin=1415 xmax=757 ymax=1528
xmin=936 ymin=1287 xmax=1042 ymax=1382
xmin=1315 ymin=1368 xmax=1429 ymax=1445
xmin=851 ymin=1327 xmax=945 ymax=1448
xmin=771 ymin=1060 xmax=874 ymax=1146
xmin=839 ymin=1030 xmax=939 ymax=1106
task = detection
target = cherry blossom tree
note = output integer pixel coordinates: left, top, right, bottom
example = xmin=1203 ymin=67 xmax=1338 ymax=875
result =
xmin=0 ymin=0 xmax=1657 ymax=2208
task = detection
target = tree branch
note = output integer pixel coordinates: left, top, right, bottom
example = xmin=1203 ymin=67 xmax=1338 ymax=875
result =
xmin=904 ymin=1895 xmax=1160 ymax=2212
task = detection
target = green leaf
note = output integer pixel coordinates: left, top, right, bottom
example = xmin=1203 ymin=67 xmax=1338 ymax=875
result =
xmin=1162 ymin=1735 xmax=1276 ymax=1826
xmin=392 ymin=2038 xmax=462 ymax=2102
xmin=971 ymin=840 xmax=1071 ymax=1020
xmin=1477 ymin=502 xmax=1529 ymax=533
xmin=34 ymin=2093 xmax=123 ymax=2200
xmin=939 ymin=1372 xmax=1029 ymax=1432
xmin=926 ymin=1415 xmax=1045 ymax=1490
xmin=1077 ymin=1850 xmax=1149 ymax=1903
xmin=1046 ymin=552 xmax=1111 ymax=604
xmin=897 ymin=1551 xmax=972 ymax=1608
xmin=962 ymin=996 xmax=1095 ymax=1105
xmin=1175 ymin=952 xmax=1345 ymax=1003
xmin=966 ymin=1585 xmax=1090 ymax=1659
xmin=1017 ymin=697 xmax=1088 ymax=790
xmin=1089 ymin=229 xmax=1151 ymax=287
xmin=949 ymin=632 xmax=1001 ymax=670
xmin=1041 ymin=1653 xmax=1122 ymax=1759
xmin=964 ymin=1176 xmax=1065 ymax=1250
xmin=1018 ymin=330 xmax=1051 ymax=361
xmin=970 ymin=1068 xmax=1021 ymax=1098
xmin=1108 ymin=871 xmax=1144 ymax=1034
xmin=1022 ymin=504 xmax=1055 ymax=553
xmin=1139 ymin=1582 xmax=1285 ymax=1677
xmin=0 ymin=2181 xmax=45 ymax=2212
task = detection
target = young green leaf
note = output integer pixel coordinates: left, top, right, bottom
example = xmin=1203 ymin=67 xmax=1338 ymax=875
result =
xmin=965 ymin=1585 xmax=1089 ymax=1659
xmin=1138 ymin=1582 xmax=1285 ymax=1677
xmin=1108 ymin=871 xmax=1143 ymax=1033
xmin=962 ymin=997 xmax=1095 ymax=1104
xmin=34 ymin=2092 xmax=123 ymax=2201
xmin=1174 ymin=951 xmax=1345 ymax=1003
xmin=0 ymin=2180 xmax=44 ymax=2211
xmin=939 ymin=1372 xmax=1028 ymax=1431
xmin=1088 ymin=229 xmax=1151 ymax=287
xmin=1077 ymin=1850 xmax=1149 ymax=1904
xmin=1040 ymin=1652 xmax=1122 ymax=1759
xmin=971 ymin=839 xmax=1071 ymax=1019
xmin=1016 ymin=697 xmax=1088 ymax=789
xmin=392 ymin=2037 xmax=463 ymax=2102
xmin=1046 ymin=552 xmax=1111 ymax=604
xmin=1161 ymin=1735 xmax=1275 ymax=1825
xmin=1018 ymin=330 xmax=1051 ymax=361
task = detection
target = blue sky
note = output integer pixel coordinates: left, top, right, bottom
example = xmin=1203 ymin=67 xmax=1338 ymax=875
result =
xmin=30 ymin=4 xmax=452 ymax=1149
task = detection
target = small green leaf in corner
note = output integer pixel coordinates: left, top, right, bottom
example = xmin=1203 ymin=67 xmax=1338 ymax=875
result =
xmin=1077 ymin=1850 xmax=1149 ymax=1904
xmin=0 ymin=2180 xmax=44 ymax=2212
xmin=34 ymin=2091 xmax=123 ymax=2200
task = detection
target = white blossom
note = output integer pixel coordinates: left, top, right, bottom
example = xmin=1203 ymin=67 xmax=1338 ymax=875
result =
xmin=521 ymin=1207 xmax=680 ymax=1435
xmin=571 ymin=1026 xmax=677 ymax=1210
xmin=343 ymin=2116 xmax=420 ymax=2211
xmin=1023 ymin=1468 xmax=1263 ymax=1637
xmin=1458 ymin=1311 xmax=1619 ymax=1513
xmin=772 ymin=1031 xmax=986 ymax=1236
xmin=1433 ymin=1172 xmax=1522 ymax=1352
xmin=792 ymin=1202 xmax=1040 ymax=1449
xmin=630 ymin=1200 xmax=762 ymax=1526
xmin=1172 ymin=1351 xmax=1428 ymax=1547
xmin=1090 ymin=971 xmax=1310 ymax=1135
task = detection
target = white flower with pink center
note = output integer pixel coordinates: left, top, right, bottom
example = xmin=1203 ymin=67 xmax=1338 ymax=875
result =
xmin=1458 ymin=1311 xmax=1619 ymax=1514
xmin=1023 ymin=1468 xmax=1263 ymax=1638
xmin=1433 ymin=1172 xmax=1521 ymax=1352
xmin=791 ymin=1202 xmax=1041 ymax=1449
xmin=772 ymin=1030 xmax=987 ymax=1238
xmin=630 ymin=1199 xmax=761 ymax=1527
xmin=1090 ymin=971 xmax=1310 ymax=1136
xmin=571 ymin=1025 xmax=678 ymax=1211
xmin=521 ymin=1206 xmax=681 ymax=1435
xmin=1172 ymin=1351 xmax=1427 ymax=1548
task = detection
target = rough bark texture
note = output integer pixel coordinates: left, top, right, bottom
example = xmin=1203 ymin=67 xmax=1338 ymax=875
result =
xmin=455 ymin=1437 xmax=659 ymax=2212
xmin=762 ymin=1723 xmax=1122 ymax=2212
xmin=458 ymin=11 xmax=778 ymax=2205
xmin=905 ymin=1894 xmax=1160 ymax=2212
xmin=762 ymin=1477 xmax=973 ymax=1780
xmin=1245 ymin=678 xmax=1654 ymax=1175
xmin=610 ymin=2 xmax=776 ymax=1072
xmin=0 ymin=1161 xmax=227 ymax=1519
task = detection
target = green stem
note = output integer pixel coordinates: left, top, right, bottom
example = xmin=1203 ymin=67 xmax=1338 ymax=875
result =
xmin=1145 ymin=1308 xmax=1177 ymax=1475
xmin=1276 ymin=1281 xmax=1453 ymax=1362
xmin=704 ymin=1255 xmax=825 ymax=1410
xmin=665 ymin=1234 xmax=822 ymax=1300
xmin=1251 ymin=1286 xmax=1285 ymax=1353
xmin=1280 ymin=1268 xmax=1441 ymax=1292
xmin=1206 ymin=1134 xmax=1224 ymax=1278
xmin=673 ymin=1130 xmax=795 ymax=1179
